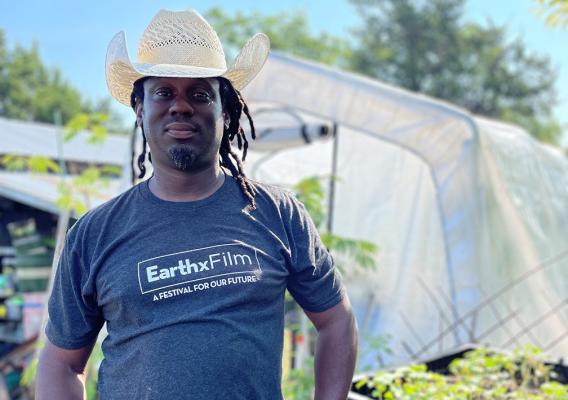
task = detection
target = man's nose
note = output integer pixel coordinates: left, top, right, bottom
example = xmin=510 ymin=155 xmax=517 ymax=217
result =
xmin=169 ymin=95 xmax=194 ymax=115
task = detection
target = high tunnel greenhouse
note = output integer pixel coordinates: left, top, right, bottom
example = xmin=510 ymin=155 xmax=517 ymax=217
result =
xmin=242 ymin=52 xmax=568 ymax=366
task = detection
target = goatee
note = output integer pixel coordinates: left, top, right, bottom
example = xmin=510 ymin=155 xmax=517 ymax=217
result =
xmin=169 ymin=145 xmax=196 ymax=171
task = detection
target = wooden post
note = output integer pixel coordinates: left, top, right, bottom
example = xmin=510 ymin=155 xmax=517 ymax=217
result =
xmin=36 ymin=208 xmax=69 ymax=352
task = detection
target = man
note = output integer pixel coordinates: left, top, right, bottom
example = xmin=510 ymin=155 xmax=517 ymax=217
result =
xmin=36 ymin=9 xmax=357 ymax=400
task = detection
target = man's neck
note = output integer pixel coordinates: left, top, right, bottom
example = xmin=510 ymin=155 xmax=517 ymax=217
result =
xmin=148 ymin=165 xmax=225 ymax=202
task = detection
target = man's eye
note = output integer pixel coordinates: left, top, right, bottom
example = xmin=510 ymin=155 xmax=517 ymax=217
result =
xmin=193 ymin=91 xmax=212 ymax=103
xmin=155 ymin=89 xmax=172 ymax=97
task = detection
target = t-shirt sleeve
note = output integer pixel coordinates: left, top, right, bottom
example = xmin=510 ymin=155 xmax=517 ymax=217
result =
xmin=45 ymin=225 xmax=104 ymax=349
xmin=284 ymin=195 xmax=345 ymax=313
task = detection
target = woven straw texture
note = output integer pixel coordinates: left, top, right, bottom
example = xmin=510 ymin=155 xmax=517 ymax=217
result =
xmin=105 ymin=9 xmax=270 ymax=106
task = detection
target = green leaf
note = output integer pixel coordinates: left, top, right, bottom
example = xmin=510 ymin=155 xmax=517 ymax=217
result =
xmin=64 ymin=113 xmax=90 ymax=141
xmin=88 ymin=124 xmax=107 ymax=144
xmin=1 ymin=154 xmax=26 ymax=171
xmin=28 ymin=155 xmax=61 ymax=173
xmin=20 ymin=357 xmax=38 ymax=386
xmin=101 ymin=165 xmax=122 ymax=177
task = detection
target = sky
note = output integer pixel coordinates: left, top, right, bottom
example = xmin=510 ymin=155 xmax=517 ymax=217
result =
xmin=1 ymin=0 xmax=567 ymax=143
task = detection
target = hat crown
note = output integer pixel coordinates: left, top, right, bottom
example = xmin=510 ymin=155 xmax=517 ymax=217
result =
xmin=136 ymin=9 xmax=227 ymax=70
xmin=105 ymin=9 xmax=270 ymax=106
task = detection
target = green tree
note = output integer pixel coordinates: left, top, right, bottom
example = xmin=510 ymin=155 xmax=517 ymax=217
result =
xmin=535 ymin=0 xmax=568 ymax=27
xmin=206 ymin=4 xmax=562 ymax=145
xmin=204 ymin=7 xmax=351 ymax=67
xmin=0 ymin=29 xmax=126 ymax=131
xmin=349 ymin=0 xmax=562 ymax=144
xmin=0 ymin=31 xmax=8 ymax=107
xmin=0 ymin=38 xmax=82 ymax=123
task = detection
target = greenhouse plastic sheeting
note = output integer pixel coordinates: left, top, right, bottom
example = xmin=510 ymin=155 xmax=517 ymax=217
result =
xmin=243 ymin=53 xmax=568 ymax=367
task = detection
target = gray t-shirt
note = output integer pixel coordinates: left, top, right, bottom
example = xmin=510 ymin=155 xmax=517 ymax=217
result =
xmin=46 ymin=176 xmax=344 ymax=400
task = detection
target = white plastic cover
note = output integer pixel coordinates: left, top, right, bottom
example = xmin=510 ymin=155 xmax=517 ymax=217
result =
xmin=243 ymin=53 xmax=568 ymax=368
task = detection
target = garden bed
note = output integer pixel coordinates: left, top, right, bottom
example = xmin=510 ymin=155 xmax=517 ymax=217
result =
xmin=351 ymin=345 xmax=568 ymax=399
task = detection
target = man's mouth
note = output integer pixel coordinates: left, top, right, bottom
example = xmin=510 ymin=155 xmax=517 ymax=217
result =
xmin=165 ymin=122 xmax=198 ymax=139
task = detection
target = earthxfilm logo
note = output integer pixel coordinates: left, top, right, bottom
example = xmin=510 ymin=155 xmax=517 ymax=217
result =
xmin=137 ymin=243 xmax=262 ymax=295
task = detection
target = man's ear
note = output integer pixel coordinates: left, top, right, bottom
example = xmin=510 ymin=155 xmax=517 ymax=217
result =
xmin=135 ymin=100 xmax=143 ymax=129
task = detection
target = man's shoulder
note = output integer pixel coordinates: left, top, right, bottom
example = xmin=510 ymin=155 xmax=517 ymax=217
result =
xmin=249 ymin=180 xmax=299 ymax=210
xmin=244 ymin=179 xmax=311 ymax=224
xmin=251 ymin=180 xmax=293 ymax=200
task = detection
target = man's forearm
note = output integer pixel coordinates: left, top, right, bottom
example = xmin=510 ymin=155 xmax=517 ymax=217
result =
xmin=313 ymin=312 xmax=358 ymax=400
xmin=36 ymin=353 xmax=86 ymax=400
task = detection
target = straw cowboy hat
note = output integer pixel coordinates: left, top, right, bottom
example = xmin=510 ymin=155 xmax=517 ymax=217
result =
xmin=105 ymin=9 xmax=270 ymax=106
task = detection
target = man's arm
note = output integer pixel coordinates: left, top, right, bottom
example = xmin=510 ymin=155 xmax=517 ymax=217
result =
xmin=36 ymin=338 xmax=95 ymax=400
xmin=305 ymin=296 xmax=358 ymax=400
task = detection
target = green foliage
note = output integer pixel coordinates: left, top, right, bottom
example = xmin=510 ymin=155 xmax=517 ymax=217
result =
xmin=65 ymin=112 xmax=109 ymax=143
xmin=348 ymin=0 xmax=562 ymax=145
xmin=204 ymin=7 xmax=351 ymax=67
xmin=293 ymin=176 xmax=378 ymax=275
xmin=56 ymin=165 xmax=119 ymax=216
xmin=535 ymin=0 xmax=568 ymax=27
xmin=60 ymin=112 xmax=120 ymax=216
xmin=0 ymin=29 xmax=126 ymax=131
xmin=20 ymin=341 xmax=44 ymax=387
xmin=1 ymin=110 xmax=120 ymax=216
xmin=280 ymin=177 xmax=380 ymax=398
xmin=84 ymin=341 xmax=104 ymax=399
xmin=355 ymin=345 xmax=568 ymax=399
xmin=205 ymin=3 xmax=563 ymax=145
xmin=501 ymin=110 xmax=564 ymax=145
xmin=359 ymin=334 xmax=394 ymax=370
xmin=283 ymin=356 xmax=315 ymax=400
xmin=20 ymin=357 xmax=38 ymax=387
xmin=293 ymin=176 xmax=327 ymax=227
xmin=0 ymin=33 xmax=81 ymax=124
xmin=20 ymin=340 xmax=103 ymax=399
xmin=0 ymin=110 xmax=120 ymax=216
xmin=1 ymin=154 xmax=60 ymax=173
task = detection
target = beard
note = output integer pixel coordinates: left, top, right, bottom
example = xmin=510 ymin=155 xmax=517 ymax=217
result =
xmin=168 ymin=144 xmax=197 ymax=171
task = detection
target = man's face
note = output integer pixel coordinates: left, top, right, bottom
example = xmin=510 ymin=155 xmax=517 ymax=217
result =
xmin=135 ymin=77 xmax=226 ymax=174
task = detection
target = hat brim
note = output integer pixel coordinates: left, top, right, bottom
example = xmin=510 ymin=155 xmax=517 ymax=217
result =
xmin=106 ymin=31 xmax=270 ymax=106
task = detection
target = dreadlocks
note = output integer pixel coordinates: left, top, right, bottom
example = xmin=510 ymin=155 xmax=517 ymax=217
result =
xmin=130 ymin=77 xmax=150 ymax=184
xmin=129 ymin=77 xmax=257 ymax=210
